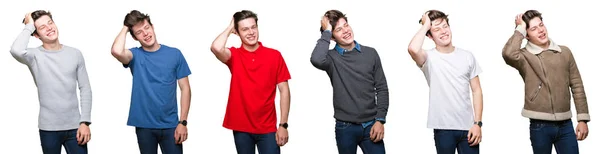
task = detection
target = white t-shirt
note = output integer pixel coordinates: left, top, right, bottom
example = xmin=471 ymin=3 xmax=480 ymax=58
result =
xmin=420 ymin=47 xmax=482 ymax=131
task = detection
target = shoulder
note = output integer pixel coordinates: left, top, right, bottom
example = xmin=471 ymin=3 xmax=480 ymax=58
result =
xmin=160 ymin=44 xmax=181 ymax=52
xmin=456 ymin=47 xmax=476 ymax=58
xmin=358 ymin=44 xmax=378 ymax=55
xmin=261 ymin=45 xmax=283 ymax=56
xmin=558 ymin=45 xmax=572 ymax=53
xmin=63 ymin=45 xmax=84 ymax=56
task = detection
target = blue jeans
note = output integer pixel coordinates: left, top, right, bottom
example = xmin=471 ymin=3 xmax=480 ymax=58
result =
xmin=529 ymin=119 xmax=579 ymax=154
xmin=39 ymin=129 xmax=87 ymax=154
xmin=232 ymin=130 xmax=280 ymax=154
xmin=135 ymin=127 xmax=182 ymax=154
xmin=433 ymin=129 xmax=479 ymax=154
xmin=335 ymin=121 xmax=385 ymax=154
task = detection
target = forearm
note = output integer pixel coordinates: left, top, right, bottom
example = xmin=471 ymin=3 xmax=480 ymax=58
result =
xmin=179 ymin=87 xmax=191 ymax=120
xmin=502 ymin=25 xmax=526 ymax=65
xmin=279 ymin=88 xmax=290 ymax=124
xmin=310 ymin=31 xmax=332 ymax=69
xmin=111 ymin=26 xmax=128 ymax=55
xmin=10 ymin=24 xmax=34 ymax=60
xmin=569 ymin=57 xmax=590 ymax=121
xmin=77 ymin=57 xmax=93 ymax=122
xmin=407 ymin=26 xmax=428 ymax=54
xmin=210 ymin=26 xmax=233 ymax=53
xmin=472 ymin=90 xmax=483 ymax=122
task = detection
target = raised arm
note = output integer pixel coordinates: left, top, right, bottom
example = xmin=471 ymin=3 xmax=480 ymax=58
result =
xmin=111 ymin=26 xmax=133 ymax=65
xmin=407 ymin=12 xmax=430 ymax=68
xmin=210 ymin=18 xmax=234 ymax=64
xmin=502 ymin=14 xmax=527 ymax=68
xmin=10 ymin=13 xmax=35 ymax=65
xmin=76 ymin=51 xmax=93 ymax=123
xmin=310 ymin=16 xmax=333 ymax=70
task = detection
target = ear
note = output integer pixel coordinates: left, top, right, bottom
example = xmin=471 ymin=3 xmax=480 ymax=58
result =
xmin=426 ymin=34 xmax=433 ymax=40
xmin=33 ymin=33 xmax=40 ymax=39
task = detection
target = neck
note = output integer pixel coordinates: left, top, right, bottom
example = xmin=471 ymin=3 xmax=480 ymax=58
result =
xmin=42 ymin=40 xmax=62 ymax=51
xmin=435 ymin=44 xmax=455 ymax=53
xmin=143 ymin=43 xmax=161 ymax=52
xmin=243 ymin=43 xmax=259 ymax=52
xmin=339 ymin=41 xmax=356 ymax=51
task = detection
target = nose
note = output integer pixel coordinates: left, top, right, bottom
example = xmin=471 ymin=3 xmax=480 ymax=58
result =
xmin=143 ymin=31 xmax=149 ymax=36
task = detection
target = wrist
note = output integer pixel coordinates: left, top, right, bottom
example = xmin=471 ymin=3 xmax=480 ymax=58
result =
xmin=80 ymin=121 xmax=91 ymax=126
xmin=178 ymin=120 xmax=187 ymax=126
xmin=279 ymin=123 xmax=288 ymax=129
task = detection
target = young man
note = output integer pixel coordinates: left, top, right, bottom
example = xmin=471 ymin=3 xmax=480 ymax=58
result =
xmin=502 ymin=10 xmax=590 ymax=154
xmin=310 ymin=10 xmax=389 ymax=154
xmin=407 ymin=10 xmax=483 ymax=154
xmin=110 ymin=10 xmax=192 ymax=154
xmin=9 ymin=10 xmax=92 ymax=154
xmin=210 ymin=10 xmax=291 ymax=154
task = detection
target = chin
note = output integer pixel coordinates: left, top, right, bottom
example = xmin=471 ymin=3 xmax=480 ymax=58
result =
xmin=244 ymin=40 xmax=258 ymax=46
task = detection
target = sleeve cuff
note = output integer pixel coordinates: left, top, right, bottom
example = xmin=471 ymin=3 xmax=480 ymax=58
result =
xmin=577 ymin=113 xmax=590 ymax=122
xmin=25 ymin=23 xmax=35 ymax=34
xmin=515 ymin=24 xmax=527 ymax=37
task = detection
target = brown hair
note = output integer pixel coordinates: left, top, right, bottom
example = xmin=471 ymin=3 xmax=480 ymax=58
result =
xmin=233 ymin=10 xmax=258 ymax=33
xmin=25 ymin=10 xmax=53 ymax=36
xmin=522 ymin=10 xmax=543 ymax=29
xmin=419 ymin=10 xmax=449 ymax=36
xmin=320 ymin=10 xmax=348 ymax=39
xmin=123 ymin=10 xmax=153 ymax=39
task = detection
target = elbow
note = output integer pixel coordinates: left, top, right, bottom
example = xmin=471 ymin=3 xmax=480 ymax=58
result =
xmin=111 ymin=48 xmax=122 ymax=57
xmin=210 ymin=44 xmax=223 ymax=54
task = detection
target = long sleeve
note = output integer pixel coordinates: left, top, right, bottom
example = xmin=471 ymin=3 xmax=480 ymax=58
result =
xmin=373 ymin=50 xmax=389 ymax=120
xmin=502 ymin=25 xmax=527 ymax=69
xmin=565 ymin=47 xmax=590 ymax=122
xmin=10 ymin=23 xmax=36 ymax=65
xmin=76 ymin=51 xmax=93 ymax=122
xmin=310 ymin=30 xmax=333 ymax=71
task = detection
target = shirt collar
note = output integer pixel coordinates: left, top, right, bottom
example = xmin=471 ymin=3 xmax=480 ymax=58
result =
xmin=240 ymin=42 xmax=263 ymax=53
xmin=334 ymin=40 xmax=361 ymax=55
xmin=525 ymin=38 xmax=561 ymax=54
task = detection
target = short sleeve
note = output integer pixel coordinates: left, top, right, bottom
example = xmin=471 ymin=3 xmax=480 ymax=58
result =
xmin=176 ymin=51 xmax=192 ymax=79
xmin=123 ymin=47 xmax=138 ymax=68
xmin=225 ymin=47 xmax=237 ymax=67
xmin=469 ymin=53 xmax=483 ymax=79
xmin=276 ymin=52 xmax=291 ymax=84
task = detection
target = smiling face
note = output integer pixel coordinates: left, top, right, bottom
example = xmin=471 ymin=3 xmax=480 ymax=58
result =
xmin=236 ymin=17 xmax=259 ymax=46
xmin=131 ymin=19 xmax=156 ymax=48
xmin=33 ymin=15 xmax=59 ymax=43
xmin=525 ymin=17 xmax=549 ymax=46
xmin=332 ymin=18 xmax=354 ymax=46
xmin=428 ymin=18 xmax=452 ymax=47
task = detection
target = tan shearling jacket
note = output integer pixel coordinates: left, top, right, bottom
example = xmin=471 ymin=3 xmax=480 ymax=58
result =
xmin=502 ymin=26 xmax=590 ymax=122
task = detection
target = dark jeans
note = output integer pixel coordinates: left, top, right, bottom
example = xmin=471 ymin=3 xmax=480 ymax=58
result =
xmin=232 ymin=130 xmax=280 ymax=154
xmin=529 ymin=119 xmax=579 ymax=154
xmin=335 ymin=121 xmax=385 ymax=154
xmin=433 ymin=129 xmax=479 ymax=154
xmin=135 ymin=127 xmax=182 ymax=154
xmin=39 ymin=129 xmax=87 ymax=154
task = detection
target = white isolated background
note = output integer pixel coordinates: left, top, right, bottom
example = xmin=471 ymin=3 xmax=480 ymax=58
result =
xmin=0 ymin=0 xmax=597 ymax=153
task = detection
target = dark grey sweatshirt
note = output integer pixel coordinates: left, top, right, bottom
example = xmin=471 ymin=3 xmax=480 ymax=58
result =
xmin=310 ymin=30 xmax=389 ymax=123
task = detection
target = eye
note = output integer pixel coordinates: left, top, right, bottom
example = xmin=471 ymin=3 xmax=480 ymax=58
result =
xmin=443 ymin=25 xmax=448 ymax=28
xmin=136 ymin=31 xmax=142 ymax=35
xmin=531 ymin=28 xmax=537 ymax=31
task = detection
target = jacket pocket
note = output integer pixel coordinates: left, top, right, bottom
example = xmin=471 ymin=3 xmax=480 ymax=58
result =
xmin=530 ymin=82 xmax=542 ymax=102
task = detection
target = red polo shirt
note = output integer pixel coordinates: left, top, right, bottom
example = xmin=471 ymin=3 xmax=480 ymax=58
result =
xmin=223 ymin=42 xmax=291 ymax=134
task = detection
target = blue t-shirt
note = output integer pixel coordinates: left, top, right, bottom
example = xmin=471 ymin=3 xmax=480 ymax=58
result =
xmin=124 ymin=44 xmax=191 ymax=128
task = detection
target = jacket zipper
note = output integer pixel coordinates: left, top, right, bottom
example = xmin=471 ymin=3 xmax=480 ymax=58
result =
xmin=530 ymin=82 xmax=541 ymax=102
xmin=537 ymin=54 xmax=555 ymax=118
